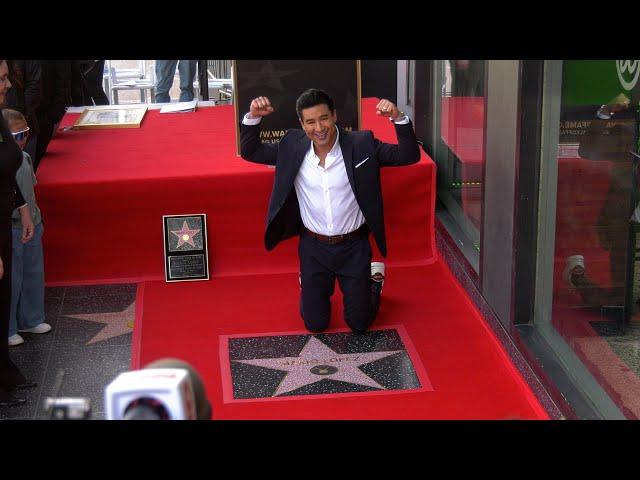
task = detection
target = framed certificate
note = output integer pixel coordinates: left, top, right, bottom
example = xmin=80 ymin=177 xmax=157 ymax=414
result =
xmin=74 ymin=106 xmax=148 ymax=129
xmin=162 ymin=214 xmax=210 ymax=282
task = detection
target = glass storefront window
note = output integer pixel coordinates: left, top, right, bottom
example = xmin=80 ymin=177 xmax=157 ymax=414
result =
xmin=552 ymin=60 xmax=640 ymax=418
xmin=436 ymin=60 xmax=487 ymax=271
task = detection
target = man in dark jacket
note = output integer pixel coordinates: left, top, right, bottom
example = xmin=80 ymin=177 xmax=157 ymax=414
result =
xmin=35 ymin=61 xmax=72 ymax=170
xmin=71 ymin=60 xmax=109 ymax=106
xmin=5 ymin=60 xmax=42 ymax=160
xmin=564 ymin=98 xmax=635 ymax=313
xmin=240 ymin=89 xmax=420 ymax=333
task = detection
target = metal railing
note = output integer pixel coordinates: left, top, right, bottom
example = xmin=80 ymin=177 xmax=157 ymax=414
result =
xmin=195 ymin=60 xmax=233 ymax=103
xmin=208 ymin=60 xmax=232 ymax=80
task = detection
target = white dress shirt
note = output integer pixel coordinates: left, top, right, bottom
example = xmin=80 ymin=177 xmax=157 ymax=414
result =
xmin=242 ymin=113 xmax=410 ymax=236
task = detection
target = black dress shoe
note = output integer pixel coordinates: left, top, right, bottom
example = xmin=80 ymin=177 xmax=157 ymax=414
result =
xmin=0 ymin=391 xmax=26 ymax=407
xmin=13 ymin=382 xmax=38 ymax=391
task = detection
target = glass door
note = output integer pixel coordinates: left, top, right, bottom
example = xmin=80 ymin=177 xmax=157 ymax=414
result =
xmin=534 ymin=60 xmax=640 ymax=419
xmin=433 ymin=60 xmax=487 ymax=272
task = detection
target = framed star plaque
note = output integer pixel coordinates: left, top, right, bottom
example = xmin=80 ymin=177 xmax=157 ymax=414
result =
xmin=162 ymin=214 xmax=209 ymax=282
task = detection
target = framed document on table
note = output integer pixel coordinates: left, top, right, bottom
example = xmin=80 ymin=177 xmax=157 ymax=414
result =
xmin=74 ymin=106 xmax=148 ymax=129
xmin=162 ymin=214 xmax=210 ymax=282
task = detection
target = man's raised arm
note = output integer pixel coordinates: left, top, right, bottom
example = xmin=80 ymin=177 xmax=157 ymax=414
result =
xmin=240 ymin=96 xmax=279 ymax=166
xmin=374 ymin=98 xmax=421 ymax=167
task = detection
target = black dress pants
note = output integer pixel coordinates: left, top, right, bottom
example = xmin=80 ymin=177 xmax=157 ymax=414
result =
xmin=34 ymin=119 xmax=54 ymax=171
xmin=83 ymin=61 xmax=109 ymax=106
xmin=0 ymin=220 xmax=26 ymax=392
xmin=298 ymin=232 xmax=381 ymax=333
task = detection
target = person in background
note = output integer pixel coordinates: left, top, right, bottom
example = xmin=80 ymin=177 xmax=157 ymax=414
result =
xmin=2 ymin=109 xmax=51 ymax=347
xmin=0 ymin=59 xmax=37 ymax=407
xmin=448 ymin=60 xmax=485 ymax=97
xmin=154 ymin=60 xmax=197 ymax=103
xmin=71 ymin=60 xmax=109 ymax=106
xmin=564 ymin=96 xmax=636 ymax=314
xmin=4 ymin=60 xmax=41 ymax=161
xmin=35 ymin=60 xmax=72 ymax=170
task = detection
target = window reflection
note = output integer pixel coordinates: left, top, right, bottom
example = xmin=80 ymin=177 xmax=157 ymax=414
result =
xmin=445 ymin=60 xmax=485 ymax=97
xmin=554 ymin=60 xmax=640 ymax=418
xmin=437 ymin=60 xmax=486 ymax=264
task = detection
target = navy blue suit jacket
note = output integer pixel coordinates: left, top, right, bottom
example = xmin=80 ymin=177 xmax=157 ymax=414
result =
xmin=239 ymin=120 xmax=420 ymax=257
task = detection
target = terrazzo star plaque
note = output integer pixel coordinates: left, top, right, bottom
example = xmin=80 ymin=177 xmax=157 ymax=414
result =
xmin=220 ymin=326 xmax=433 ymax=403
xmin=162 ymin=214 xmax=209 ymax=282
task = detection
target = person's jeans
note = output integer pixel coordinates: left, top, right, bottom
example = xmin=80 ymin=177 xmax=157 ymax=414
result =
xmin=9 ymin=222 xmax=45 ymax=337
xmin=155 ymin=60 xmax=197 ymax=103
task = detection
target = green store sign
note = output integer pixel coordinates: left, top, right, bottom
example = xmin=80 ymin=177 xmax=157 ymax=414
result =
xmin=562 ymin=60 xmax=640 ymax=106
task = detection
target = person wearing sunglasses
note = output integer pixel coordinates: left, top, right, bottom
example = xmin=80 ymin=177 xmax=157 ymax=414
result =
xmin=0 ymin=59 xmax=37 ymax=407
xmin=11 ymin=127 xmax=29 ymax=143
xmin=2 ymin=109 xmax=50 ymax=348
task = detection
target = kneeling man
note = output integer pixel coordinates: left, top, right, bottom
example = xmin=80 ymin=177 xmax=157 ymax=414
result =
xmin=240 ymin=89 xmax=420 ymax=332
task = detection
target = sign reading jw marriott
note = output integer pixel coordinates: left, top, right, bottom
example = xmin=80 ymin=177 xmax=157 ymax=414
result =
xmin=234 ymin=60 xmax=361 ymax=154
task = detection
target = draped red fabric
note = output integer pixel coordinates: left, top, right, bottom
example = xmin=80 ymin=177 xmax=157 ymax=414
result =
xmin=38 ymin=99 xmax=435 ymax=284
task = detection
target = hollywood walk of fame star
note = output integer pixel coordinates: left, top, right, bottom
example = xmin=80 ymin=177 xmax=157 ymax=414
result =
xmin=64 ymin=302 xmax=135 ymax=345
xmin=233 ymin=336 xmax=402 ymax=397
xmin=171 ymin=221 xmax=200 ymax=249
xmin=240 ymin=61 xmax=300 ymax=92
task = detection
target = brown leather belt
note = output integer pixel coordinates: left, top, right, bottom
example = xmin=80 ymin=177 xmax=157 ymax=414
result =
xmin=302 ymin=224 xmax=368 ymax=245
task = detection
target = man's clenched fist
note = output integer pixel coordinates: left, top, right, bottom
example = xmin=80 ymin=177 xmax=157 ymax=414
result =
xmin=249 ymin=96 xmax=275 ymax=118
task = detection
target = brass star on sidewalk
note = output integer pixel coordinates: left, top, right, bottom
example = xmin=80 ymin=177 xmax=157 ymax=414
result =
xmin=234 ymin=336 xmax=402 ymax=397
xmin=65 ymin=302 xmax=135 ymax=345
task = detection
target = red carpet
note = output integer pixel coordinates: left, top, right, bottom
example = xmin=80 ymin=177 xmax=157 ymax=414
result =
xmin=39 ymin=98 xmax=548 ymax=419
xmin=134 ymin=263 xmax=547 ymax=419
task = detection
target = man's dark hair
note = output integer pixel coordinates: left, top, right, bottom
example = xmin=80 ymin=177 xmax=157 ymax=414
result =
xmin=295 ymin=88 xmax=334 ymax=119
xmin=7 ymin=61 xmax=24 ymax=89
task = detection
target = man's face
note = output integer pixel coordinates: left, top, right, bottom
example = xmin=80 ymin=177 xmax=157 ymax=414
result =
xmin=299 ymin=103 xmax=337 ymax=151
xmin=10 ymin=119 xmax=28 ymax=150
xmin=0 ymin=61 xmax=12 ymax=106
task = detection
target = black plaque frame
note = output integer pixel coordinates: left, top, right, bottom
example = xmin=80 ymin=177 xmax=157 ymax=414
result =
xmin=233 ymin=60 xmax=362 ymax=155
xmin=162 ymin=214 xmax=210 ymax=282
